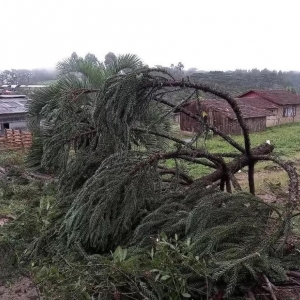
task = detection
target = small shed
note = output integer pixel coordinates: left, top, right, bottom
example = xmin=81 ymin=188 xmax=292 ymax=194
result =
xmin=0 ymin=95 xmax=28 ymax=135
xmin=180 ymin=99 xmax=273 ymax=135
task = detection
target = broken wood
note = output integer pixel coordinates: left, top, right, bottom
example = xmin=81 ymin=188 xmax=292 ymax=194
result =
xmin=263 ymin=274 xmax=278 ymax=300
xmin=194 ymin=142 xmax=274 ymax=187
xmin=287 ymin=271 xmax=300 ymax=279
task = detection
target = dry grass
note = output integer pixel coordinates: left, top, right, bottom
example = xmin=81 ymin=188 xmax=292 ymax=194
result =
xmin=236 ymin=167 xmax=289 ymax=194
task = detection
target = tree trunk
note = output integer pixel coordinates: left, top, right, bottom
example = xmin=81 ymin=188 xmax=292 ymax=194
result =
xmin=194 ymin=143 xmax=274 ymax=187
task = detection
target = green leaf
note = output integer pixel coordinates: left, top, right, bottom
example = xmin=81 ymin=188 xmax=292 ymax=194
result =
xmin=160 ymin=275 xmax=171 ymax=281
xmin=186 ymin=237 xmax=191 ymax=247
xmin=113 ymin=246 xmax=122 ymax=261
xmin=150 ymin=269 xmax=160 ymax=273
xmin=181 ymin=293 xmax=191 ymax=298
xmin=160 ymin=232 xmax=168 ymax=241
xmin=46 ymin=198 xmax=51 ymax=210
xmin=168 ymin=243 xmax=176 ymax=250
xmin=121 ymin=248 xmax=127 ymax=261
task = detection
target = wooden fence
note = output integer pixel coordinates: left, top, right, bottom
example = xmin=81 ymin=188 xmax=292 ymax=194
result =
xmin=0 ymin=129 xmax=32 ymax=151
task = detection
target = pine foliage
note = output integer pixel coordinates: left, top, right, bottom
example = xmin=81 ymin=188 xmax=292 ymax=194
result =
xmin=61 ymin=152 xmax=163 ymax=252
xmin=26 ymin=53 xmax=144 ymax=173
xmin=25 ymin=54 xmax=300 ymax=299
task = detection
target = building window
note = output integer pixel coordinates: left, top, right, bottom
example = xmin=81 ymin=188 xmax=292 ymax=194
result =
xmin=3 ymin=123 xmax=9 ymax=129
xmin=283 ymin=106 xmax=296 ymax=117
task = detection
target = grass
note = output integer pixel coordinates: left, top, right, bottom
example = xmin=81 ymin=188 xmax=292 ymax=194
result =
xmin=0 ymin=151 xmax=24 ymax=167
xmin=174 ymin=122 xmax=300 ymax=157
xmin=167 ymin=122 xmax=300 ymax=194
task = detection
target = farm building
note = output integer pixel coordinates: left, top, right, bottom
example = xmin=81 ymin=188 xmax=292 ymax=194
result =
xmin=238 ymin=90 xmax=300 ymax=126
xmin=180 ymin=99 xmax=273 ymax=135
xmin=0 ymin=95 xmax=28 ymax=135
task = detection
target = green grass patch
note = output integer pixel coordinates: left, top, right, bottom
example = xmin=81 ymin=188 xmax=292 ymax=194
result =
xmin=170 ymin=122 xmax=300 ymax=178
xmin=0 ymin=151 xmax=24 ymax=167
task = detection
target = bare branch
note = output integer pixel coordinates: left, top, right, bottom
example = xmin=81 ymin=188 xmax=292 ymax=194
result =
xmin=158 ymin=168 xmax=194 ymax=185
xmin=154 ymin=97 xmax=245 ymax=153
xmin=132 ymin=127 xmax=196 ymax=150
xmin=194 ymin=143 xmax=274 ymax=187
xmin=177 ymin=155 xmax=217 ymax=169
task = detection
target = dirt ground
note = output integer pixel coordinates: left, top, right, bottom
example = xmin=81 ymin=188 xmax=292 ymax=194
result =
xmin=0 ymin=277 xmax=39 ymax=300
xmin=0 ymin=217 xmax=39 ymax=300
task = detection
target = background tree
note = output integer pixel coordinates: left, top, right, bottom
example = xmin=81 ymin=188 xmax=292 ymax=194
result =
xmin=26 ymin=52 xmax=145 ymax=173
xmin=104 ymin=51 xmax=117 ymax=68
xmin=0 ymin=69 xmax=56 ymax=85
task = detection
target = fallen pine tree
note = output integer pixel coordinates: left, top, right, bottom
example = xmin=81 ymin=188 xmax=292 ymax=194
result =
xmin=22 ymin=55 xmax=300 ymax=299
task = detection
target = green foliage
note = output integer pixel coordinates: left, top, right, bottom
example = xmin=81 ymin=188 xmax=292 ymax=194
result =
xmin=26 ymin=52 xmax=144 ymax=173
xmin=31 ymin=237 xmax=207 ymax=300
xmin=171 ymin=122 xmax=300 ymax=179
xmin=189 ymin=69 xmax=300 ymax=97
xmin=0 ymin=151 xmax=24 ymax=167
xmin=23 ymin=55 xmax=300 ymax=300
xmin=60 ymin=152 xmax=163 ymax=252
xmin=30 ymin=225 xmax=300 ymax=299
xmin=0 ymin=175 xmax=58 ymax=283
xmin=59 ymin=164 xmax=300 ymax=297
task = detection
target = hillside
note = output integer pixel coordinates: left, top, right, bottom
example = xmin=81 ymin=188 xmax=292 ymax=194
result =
xmin=190 ymin=69 xmax=300 ymax=96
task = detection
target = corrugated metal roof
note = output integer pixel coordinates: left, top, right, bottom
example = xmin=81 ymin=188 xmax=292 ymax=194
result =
xmin=0 ymin=95 xmax=27 ymax=98
xmin=0 ymin=97 xmax=28 ymax=115
xmin=0 ymin=85 xmax=47 ymax=88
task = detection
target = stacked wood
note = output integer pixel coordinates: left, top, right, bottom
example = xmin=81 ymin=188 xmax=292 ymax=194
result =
xmin=0 ymin=129 xmax=32 ymax=151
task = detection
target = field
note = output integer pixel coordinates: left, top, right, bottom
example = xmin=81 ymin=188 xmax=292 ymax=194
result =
xmin=169 ymin=122 xmax=300 ymax=192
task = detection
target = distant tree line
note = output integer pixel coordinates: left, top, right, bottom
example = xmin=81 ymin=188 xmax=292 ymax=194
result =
xmin=190 ymin=68 xmax=300 ymax=96
xmin=2 ymin=55 xmax=300 ymax=94
xmin=0 ymin=68 xmax=56 ymax=85
xmin=0 ymin=52 xmax=123 ymax=87
xmin=156 ymin=64 xmax=300 ymax=102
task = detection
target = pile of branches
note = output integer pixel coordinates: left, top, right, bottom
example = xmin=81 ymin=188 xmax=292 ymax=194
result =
xmin=25 ymin=56 xmax=300 ymax=299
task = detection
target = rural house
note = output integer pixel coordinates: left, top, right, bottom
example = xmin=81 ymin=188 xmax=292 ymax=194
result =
xmin=0 ymin=95 xmax=28 ymax=135
xmin=238 ymin=90 xmax=300 ymax=126
xmin=180 ymin=99 xmax=273 ymax=135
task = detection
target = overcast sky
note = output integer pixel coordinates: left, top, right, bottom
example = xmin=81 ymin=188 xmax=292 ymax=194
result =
xmin=1 ymin=0 xmax=300 ymax=71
